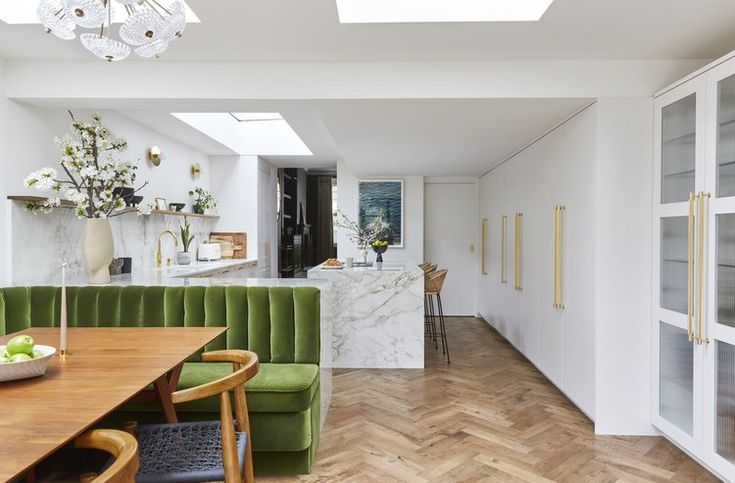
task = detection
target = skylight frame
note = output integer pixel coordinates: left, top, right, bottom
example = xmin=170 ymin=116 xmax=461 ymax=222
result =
xmin=335 ymin=0 xmax=554 ymax=24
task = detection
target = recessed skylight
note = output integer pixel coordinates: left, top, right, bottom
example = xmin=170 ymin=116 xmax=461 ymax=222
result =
xmin=172 ymin=113 xmax=313 ymax=156
xmin=336 ymin=0 xmax=554 ymax=23
xmin=0 ymin=0 xmax=200 ymax=25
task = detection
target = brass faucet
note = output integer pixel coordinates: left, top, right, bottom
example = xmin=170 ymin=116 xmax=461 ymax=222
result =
xmin=157 ymin=230 xmax=179 ymax=268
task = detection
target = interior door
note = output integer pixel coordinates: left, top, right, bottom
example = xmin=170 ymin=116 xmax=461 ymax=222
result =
xmin=653 ymin=77 xmax=707 ymax=455
xmin=424 ymin=181 xmax=476 ymax=315
xmin=703 ymin=59 xmax=735 ymax=481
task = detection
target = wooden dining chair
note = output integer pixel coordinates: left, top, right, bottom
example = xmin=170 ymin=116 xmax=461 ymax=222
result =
xmin=132 ymin=350 xmax=259 ymax=483
xmin=75 ymin=429 xmax=139 ymax=483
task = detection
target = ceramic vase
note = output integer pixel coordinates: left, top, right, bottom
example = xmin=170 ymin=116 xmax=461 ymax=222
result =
xmin=357 ymin=247 xmax=368 ymax=265
xmin=177 ymin=251 xmax=193 ymax=265
xmin=83 ymin=218 xmax=114 ymax=284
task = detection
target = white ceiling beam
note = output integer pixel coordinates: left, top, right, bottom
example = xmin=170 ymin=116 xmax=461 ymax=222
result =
xmin=4 ymin=59 xmax=706 ymax=103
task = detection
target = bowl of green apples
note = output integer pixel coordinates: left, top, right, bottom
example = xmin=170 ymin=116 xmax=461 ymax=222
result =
xmin=0 ymin=335 xmax=56 ymax=382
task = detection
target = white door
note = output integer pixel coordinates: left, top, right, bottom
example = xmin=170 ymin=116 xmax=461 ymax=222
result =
xmin=424 ymin=181 xmax=476 ymax=315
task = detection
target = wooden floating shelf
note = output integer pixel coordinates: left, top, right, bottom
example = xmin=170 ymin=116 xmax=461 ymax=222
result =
xmin=7 ymin=196 xmax=220 ymax=220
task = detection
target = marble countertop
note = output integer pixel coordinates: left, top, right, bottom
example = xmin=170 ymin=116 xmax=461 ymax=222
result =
xmin=308 ymin=261 xmax=421 ymax=274
xmin=82 ymin=275 xmax=331 ymax=288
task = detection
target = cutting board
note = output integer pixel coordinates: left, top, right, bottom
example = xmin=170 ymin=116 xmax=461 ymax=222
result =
xmin=209 ymin=232 xmax=247 ymax=259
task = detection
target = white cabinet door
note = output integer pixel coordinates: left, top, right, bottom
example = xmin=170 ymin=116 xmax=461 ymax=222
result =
xmin=653 ymin=76 xmax=708 ymax=457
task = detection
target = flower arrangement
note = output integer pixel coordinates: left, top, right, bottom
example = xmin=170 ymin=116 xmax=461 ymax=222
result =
xmin=189 ymin=187 xmax=217 ymax=214
xmin=334 ymin=209 xmax=387 ymax=249
xmin=23 ymin=112 xmax=148 ymax=218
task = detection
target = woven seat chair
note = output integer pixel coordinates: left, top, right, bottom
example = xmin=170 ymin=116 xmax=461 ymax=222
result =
xmin=425 ymin=269 xmax=450 ymax=363
xmin=132 ymin=350 xmax=259 ymax=483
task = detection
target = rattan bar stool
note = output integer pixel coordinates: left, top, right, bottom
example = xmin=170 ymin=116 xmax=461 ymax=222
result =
xmin=425 ymin=269 xmax=450 ymax=363
xmin=421 ymin=263 xmax=439 ymax=344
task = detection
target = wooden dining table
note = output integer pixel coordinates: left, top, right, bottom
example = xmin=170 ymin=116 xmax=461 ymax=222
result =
xmin=0 ymin=326 xmax=227 ymax=482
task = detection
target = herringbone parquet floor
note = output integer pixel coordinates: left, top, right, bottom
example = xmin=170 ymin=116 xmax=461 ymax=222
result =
xmin=261 ymin=317 xmax=720 ymax=482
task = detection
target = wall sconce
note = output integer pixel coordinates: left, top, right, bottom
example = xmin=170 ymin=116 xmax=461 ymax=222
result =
xmin=147 ymin=146 xmax=163 ymax=167
xmin=191 ymin=162 xmax=202 ymax=179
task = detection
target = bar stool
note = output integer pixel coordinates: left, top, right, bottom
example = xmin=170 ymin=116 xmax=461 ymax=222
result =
xmin=421 ymin=263 xmax=438 ymax=343
xmin=425 ymin=269 xmax=450 ymax=364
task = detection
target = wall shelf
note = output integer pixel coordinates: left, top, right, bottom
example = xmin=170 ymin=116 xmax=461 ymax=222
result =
xmin=7 ymin=196 xmax=220 ymax=220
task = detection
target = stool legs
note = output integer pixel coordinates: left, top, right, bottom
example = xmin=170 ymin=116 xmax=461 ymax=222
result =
xmin=436 ymin=294 xmax=450 ymax=364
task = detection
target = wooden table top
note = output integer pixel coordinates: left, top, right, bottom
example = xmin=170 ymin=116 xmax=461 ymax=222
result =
xmin=0 ymin=327 xmax=227 ymax=482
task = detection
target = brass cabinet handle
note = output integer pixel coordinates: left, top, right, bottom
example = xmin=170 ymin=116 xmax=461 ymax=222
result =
xmin=553 ymin=206 xmax=566 ymax=309
xmin=501 ymin=216 xmax=507 ymax=284
xmin=696 ymin=192 xmax=711 ymax=345
xmin=687 ymin=192 xmax=695 ymax=341
xmin=514 ymin=213 xmax=523 ymax=291
xmin=481 ymin=218 xmax=488 ymax=275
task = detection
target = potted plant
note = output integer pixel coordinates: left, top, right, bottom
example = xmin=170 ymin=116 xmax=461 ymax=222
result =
xmin=177 ymin=217 xmax=195 ymax=265
xmin=24 ymin=112 xmax=148 ymax=284
xmin=189 ymin=187 xmax=216 ymax=215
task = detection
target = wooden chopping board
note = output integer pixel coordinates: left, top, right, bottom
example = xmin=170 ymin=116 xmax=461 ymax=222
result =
xmin=209 ymin=232 xmax=247 ymax=259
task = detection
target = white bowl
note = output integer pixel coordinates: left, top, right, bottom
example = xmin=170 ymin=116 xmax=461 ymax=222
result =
xmin=0 ymin=345 xmax=56 ymax=383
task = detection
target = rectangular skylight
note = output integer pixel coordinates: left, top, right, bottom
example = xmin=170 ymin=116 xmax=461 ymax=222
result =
xmin=172 ymin=113 xmax=313 ymax=156
xmin=0 ymin=0 xmax=200 ymax=25
xmin=336 ymin=0 xmax=554 ymax=23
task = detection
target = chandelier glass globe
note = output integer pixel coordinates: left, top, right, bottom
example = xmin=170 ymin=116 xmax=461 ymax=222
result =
xmin=37 ymin=0 xmax=77 ymax=40
xmin=80 ymin=32 xmax=131 ymax=62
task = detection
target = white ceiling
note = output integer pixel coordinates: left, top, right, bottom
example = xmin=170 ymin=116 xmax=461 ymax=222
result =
xmin=1 ymin=0 xmax=735 ymax=61
xmin=112 ymin=98 xmax=591 ymax=176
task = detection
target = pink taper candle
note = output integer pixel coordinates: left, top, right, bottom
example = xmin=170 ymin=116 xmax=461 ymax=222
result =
xmin=60 ymin=263 xmax=68 ymax=355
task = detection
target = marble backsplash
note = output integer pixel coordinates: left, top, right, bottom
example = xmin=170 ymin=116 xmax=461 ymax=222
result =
xmin=10 ymin=201 xmax=218 ymax=285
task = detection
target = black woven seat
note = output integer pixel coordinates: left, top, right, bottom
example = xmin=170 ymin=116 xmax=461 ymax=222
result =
xmin=135 ymin=421 xmax=247 ymax=483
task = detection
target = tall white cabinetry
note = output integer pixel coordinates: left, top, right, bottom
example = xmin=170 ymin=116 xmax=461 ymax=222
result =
xmin=654 ymin=54 xmax=735 ymax=480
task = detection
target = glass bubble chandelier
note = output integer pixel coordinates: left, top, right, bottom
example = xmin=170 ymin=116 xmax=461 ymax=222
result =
xmin=36 ymin=0 xmax=187 ymax=62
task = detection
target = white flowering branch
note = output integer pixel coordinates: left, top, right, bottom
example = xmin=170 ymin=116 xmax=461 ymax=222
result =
xmin=24 ymin=112 xmax=148 ymax=219
xmin=334 ymin=209 xmax=388 ymax=248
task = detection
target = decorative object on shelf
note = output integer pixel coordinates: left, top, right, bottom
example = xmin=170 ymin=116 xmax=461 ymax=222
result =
xmin=154 ymin=197 xmax=167 ymax=210
xmin=168 ymin=202 xmax=185 ymax=212
xmin=358 ymin=179 xmax=404 ymax=247
xmin=189 ymin=187 xmax=216 ymax=215
xmin=371 ymin=239 xmax=389 ymax=264
xmin=109 ymin=257 xmax=124 ymax=275
xmin=177 ymin=216 xmax=194 ymax=265
xmin=36 ymin=0 xmax=189 ymax=62
xmin=147 ymin=146 xmax=163 ymax=166
xmin=129 ymin=195 xmax=144 ymax=206
xmin=112 ymin=186 xmax=135 ymax=205
xmin=335 ymin=208 xmax=387 ymax=264
xmin=191 ymin=162 xmax=201 ymax=179
xmin=23 ymin=112 xmax=148 ymax=284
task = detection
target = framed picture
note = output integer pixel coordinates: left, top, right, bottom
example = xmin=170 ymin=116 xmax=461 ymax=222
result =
xmin=155 ymin=198 xmax=167 ymax=211
xmin=358 ymin=179 xmax=404 ymax=248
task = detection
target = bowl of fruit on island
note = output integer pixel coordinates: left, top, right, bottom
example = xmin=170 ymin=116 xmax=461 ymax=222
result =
xmin=0 ymin=335 xmax=56 ymax=382
xmin=371 ymin=239 xmax=389 ymax=262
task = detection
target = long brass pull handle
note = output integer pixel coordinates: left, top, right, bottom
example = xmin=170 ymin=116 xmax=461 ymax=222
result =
xmin=553 ymin=206 xmax=565 ymax=309
xmin=515 ymin=213 xmax=523 ymax=291
xmin=481 ymin=218 xmax=488 ymax=275
xmin=687 ymin=192 xmax=695 ymax=341
xmin=501 ymin=216 xmax=507 ymax=283
xmin=696 ymin=192 xmax=711 ymax=345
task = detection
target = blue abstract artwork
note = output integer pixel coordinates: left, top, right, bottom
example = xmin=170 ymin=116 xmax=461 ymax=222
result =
xmin=358 ymin=180 xmax=404 ymax=247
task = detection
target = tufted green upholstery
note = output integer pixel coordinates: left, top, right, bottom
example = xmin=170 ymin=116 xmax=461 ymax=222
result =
xmin=0 ymin=285 xmax=321 ymax=475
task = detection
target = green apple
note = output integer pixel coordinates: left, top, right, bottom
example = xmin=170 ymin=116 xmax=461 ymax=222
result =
xmin=9 ymin=353 xmax=32 ymax=363
xmin=6 ymin=335 xmax=34 ymax=356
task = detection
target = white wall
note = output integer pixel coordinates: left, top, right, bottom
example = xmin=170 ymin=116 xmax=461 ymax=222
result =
xmin=209 ymin=155 xmax=258 ymax=258
xmin=336 ymin=160 xmax=424 ymax=264
xmin=0 ymin=93 xmax=213 ymax=283
xmin=594 ymin=97 xmax=655 ymax=435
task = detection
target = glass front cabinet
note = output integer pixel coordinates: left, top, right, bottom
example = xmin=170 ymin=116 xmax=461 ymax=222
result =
xmin=654 ymin=57 xmax=735 ymax=480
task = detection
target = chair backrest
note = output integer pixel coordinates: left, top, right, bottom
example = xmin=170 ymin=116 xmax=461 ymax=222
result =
xmin=425 ymin=269 xmax=448 ymax=294
xmin=74 ymin=429 xmax=139 ymax=483
xmin=421 ymin=264 xmax=437 ymax=274
xmin=171 ymin=350 xmax=259 ymax=483
xmin=0 ymin=286 xmax=320 ymax=364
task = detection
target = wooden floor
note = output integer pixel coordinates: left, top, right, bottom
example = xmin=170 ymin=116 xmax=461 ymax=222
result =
xmin=261 ymin=317 xmax=719 ymax=482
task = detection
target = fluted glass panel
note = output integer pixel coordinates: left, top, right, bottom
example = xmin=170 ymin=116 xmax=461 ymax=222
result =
xmin=661 ymin=94 xmax=696 ymax=204
xmin=718 ymin=214 xmax=735 ymax=327
xmin=717 ymin=341 xmax=735 ymax=463
xmin=659 ymin=323 xmax=694 ymax=435
xmin=718 ymin=75 xmax=735 ymax=197
xmin=661 ymin=217 xmax=689 ymax=314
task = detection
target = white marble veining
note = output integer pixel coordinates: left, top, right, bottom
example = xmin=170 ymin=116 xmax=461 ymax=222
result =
xmin=308 ymin=262 xmax=424 ymax=369
xmin=10 ymin=201 xmax=218 ymax=285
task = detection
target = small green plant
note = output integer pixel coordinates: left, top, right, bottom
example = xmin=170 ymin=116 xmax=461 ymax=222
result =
xmin=189 ymin=187 xmax=216 ymax=214
xmin=180 ymin=217 xmax=195 ymax=253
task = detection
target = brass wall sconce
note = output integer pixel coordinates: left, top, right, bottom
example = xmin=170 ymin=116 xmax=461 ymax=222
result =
xmin=147 ymin=146 xmax=163 ymax=167
xmin=191 ymin=162 xmax=202 ymax=179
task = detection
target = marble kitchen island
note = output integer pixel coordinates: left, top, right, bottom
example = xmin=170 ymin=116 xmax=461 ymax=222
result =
xmin=308 ymin=262 xmax=424 ymax=369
